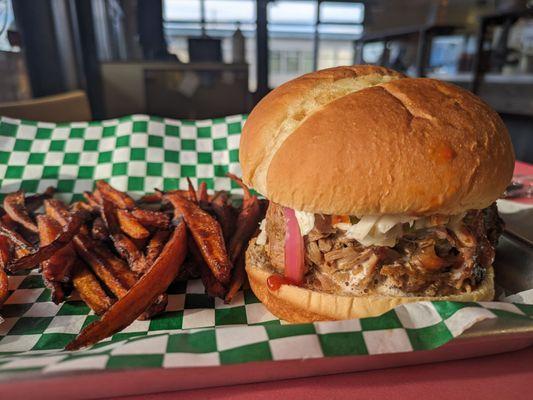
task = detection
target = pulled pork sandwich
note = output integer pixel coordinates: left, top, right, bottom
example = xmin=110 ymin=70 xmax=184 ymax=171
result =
xmin=239 ymin=65 xmax=515 ymax=322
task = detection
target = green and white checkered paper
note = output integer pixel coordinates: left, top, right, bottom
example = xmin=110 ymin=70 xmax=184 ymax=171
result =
xmin=0 ymin=114 xmax=531 ymax=377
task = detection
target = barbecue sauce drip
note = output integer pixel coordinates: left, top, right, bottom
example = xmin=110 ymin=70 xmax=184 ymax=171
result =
xmin=267 ymin=274 xmax=296 ymax=291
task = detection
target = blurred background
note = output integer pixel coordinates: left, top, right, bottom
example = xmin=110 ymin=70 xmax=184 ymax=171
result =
xmin=0 ymin=0 xmax=531 ymax=160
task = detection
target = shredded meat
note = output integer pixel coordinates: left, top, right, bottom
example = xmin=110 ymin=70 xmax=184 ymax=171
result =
xmin=264 ymin=202 xmax=503 ymax=297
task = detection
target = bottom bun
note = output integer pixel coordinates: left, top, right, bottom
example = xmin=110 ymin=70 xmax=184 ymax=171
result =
xmin=245 ymin=241 xmax=495 ymax=323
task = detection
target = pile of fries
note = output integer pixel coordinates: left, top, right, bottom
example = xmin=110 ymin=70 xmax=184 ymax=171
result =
xmin=0 ymin=175 xmax=266 ymax=349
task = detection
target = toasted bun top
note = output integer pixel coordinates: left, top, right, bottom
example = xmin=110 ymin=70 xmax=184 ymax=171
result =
xmin=240 ymin=65 xmax=515 ymax=216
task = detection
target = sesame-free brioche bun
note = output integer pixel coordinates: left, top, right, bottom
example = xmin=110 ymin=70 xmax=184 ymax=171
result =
xmin=239 ymin=65 xmax=515 ymax=216
xmin=245 ymin=241 xmax=495 ymax=322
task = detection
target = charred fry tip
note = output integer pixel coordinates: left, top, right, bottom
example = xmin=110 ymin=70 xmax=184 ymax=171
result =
xmin=197 ymin=181 xmax=208 ymax=203
xmin=4 ymin=190 xmax=39 ymax=233
xmin=186 ymin=177 xmax=198 ymax=203
xmin=7 ymin=210 xmax=86 ymax=272
xmin=225 ymin=173 xmax=251 ymax=199
xmin=139 ymin=191 xmax=164 ymax=203
xmin=0 ymin=222 xmax=33 ymax=252
xmin=210 ymin=191 xmax=224 ymax=202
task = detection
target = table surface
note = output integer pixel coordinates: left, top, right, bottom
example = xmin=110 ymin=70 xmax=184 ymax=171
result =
xmin=114 ymin=346 xmax=533 ymax=400
xmin=109 ymin=163 xmax=533 ymax=399
xmin=514 ymin=161 xmax=533 ymax=205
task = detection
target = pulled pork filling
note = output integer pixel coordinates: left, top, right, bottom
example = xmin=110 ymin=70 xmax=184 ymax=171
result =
xmin=259 ymin=203 xmax=503 ymax=297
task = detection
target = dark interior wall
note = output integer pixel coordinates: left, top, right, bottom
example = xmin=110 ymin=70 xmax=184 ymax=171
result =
xmin=501 ymin=114 xmax=533 ymax=164
xmin=137 ymin=0 xmax=169 ymax=60
xmin=11 ymin=0 xmax=66 ymax=97
xmin=73 ymin=0 xmax=104 ymax=119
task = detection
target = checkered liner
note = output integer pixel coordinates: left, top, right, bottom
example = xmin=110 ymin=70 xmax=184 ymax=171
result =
xmin=0 ymin=114 xmax=531 ymax=377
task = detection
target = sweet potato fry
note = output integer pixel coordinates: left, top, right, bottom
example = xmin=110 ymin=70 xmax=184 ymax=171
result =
xmin=1 ymin=213 xmax=17 ymax=229
xmin=85 ymin=245 xmax=136 ymax=297
xmin=197 ymin=181 xmax=208 ymax=203
xmin=48 ymin=281 xmax=66 ymax=304
xmin=116 ymin=209 xmax=150 ymax=239
xmin=93 ymin=189 xmax=104 ymax=203
xmin=176 ymin=259 xmax=200 ymax=281
xmin=226 ymin=175 xmax=264 ymax=259
xmin=72 ymin=261 xmax=114 ymax=315
xmin=0 ymin=236 xmax=10 ymax=269
xmin=138 ymin=293 xmax=168 ymax=320
xmin=209 ymin=198 xmax=237 ymax=243
xmin=212 ymin=190 xmax=229 ymax=206
xmin=226 ymin=173 xmax=252 ymax=201
xmin=71 ymin=201 xmax=95 ymax=214
xmin=33 ymin=215 xmax=77 ymax=303
xmin=166 ymin=193 xmax=232 ymax=284
xmin=188 ymin=237 xmax=226 ymax=298
xmin=224 ymin=175 xmax=265 ymax=302
xmin=45 ymin=199 xmax=135 ymax=298
xmin=0 ymin=222 xmax=33 ymax=255
xmin=225 ymin=252 xmax=245 ymax=303
xmin=186 ymin=177 xmax=198 ymax=203
xmin=210 ymin=190 xmax=224 ymax=203
xmin=112 ymin=233 xmax=147 ymax=274
xmin=91 ymin=217 xmax=108 ymax=240
xmin=100 ymin=200 xmax=147 ymax=273
xmin=65 ymin=219 xmax=187 ymax=350
xmin=228 ymin=197 xmax=262 ymax=264
xmin=4 ymin=191 xmax=38 ymax=233
xmin=25 ymin=186 xmax=55 ymax=212
xmin=130 ymin=236 xmax=149 ymax=250
xmin=0 ymin=237 xmax=9 ymax=304
xmin=36 ymin=215 xmax=77 ymax=282
xmin=99 ymin=199 xmax=119 ymax=233
xmin=83 ymin=191 xmax=100 ymax=209
xmin=138 ymin=192 xmax=163 ymax=204
xmin=96 ymin=180 xmax=136 ymax=210
xmin=130 ymin=209 xmax=170 ymax=229
xmin=0 ymin=266 xmax=8 ymax=305
xmin=145 ymin=230 xmax=170 ymax=268
xmin=7 ymin=212 xmax=85 ymax=272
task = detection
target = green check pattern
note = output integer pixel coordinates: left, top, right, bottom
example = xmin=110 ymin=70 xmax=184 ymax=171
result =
xmin=0 ymin=114 xmax=531 ymax=377
xmin=0 ymin=114 xmax=243 ymax=201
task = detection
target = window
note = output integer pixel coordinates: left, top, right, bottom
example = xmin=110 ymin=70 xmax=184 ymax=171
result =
xmin=268 ymin=1 xmax=316 ymax=25
xmin=164 ymin=0 xmax=201 ymax=20
xmin=0 ymin=0 xmax=17 ymax=52
xmin=163 ymin=0 xmax=365 ymax=91
xmin=302 ymin=51 xmax=313 ymax=72
xmin=205 ymin=0 xmax=255 ymax=23
xmin=163 ymin=0 xmax=255 ymax=36
xmin=286 ymin=52 xmax=299 ymax=72
xmin=319 ymin=2 xmax=364 ymax=24
xmin=318 ymin=24 xmax=362 ymax=36
xmin=270 ymin=50 xmax=281 ymax=73
xmin=163 ymin=0 xmax=257 ymax=89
